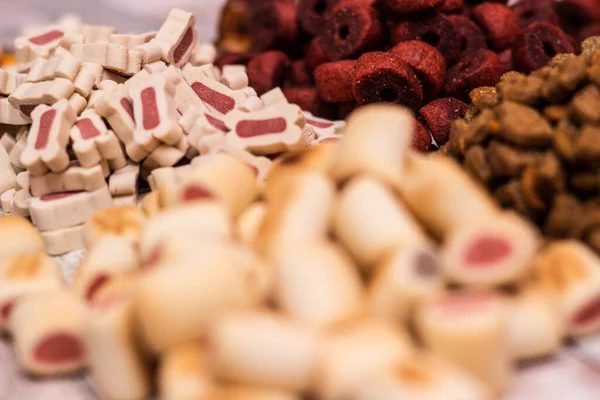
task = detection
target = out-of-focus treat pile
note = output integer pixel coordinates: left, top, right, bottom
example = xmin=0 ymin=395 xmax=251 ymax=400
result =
xmin=216 ymin=0 xmax=600 ymax=151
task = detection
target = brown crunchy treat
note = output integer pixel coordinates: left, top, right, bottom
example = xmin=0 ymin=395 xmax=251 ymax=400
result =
xmin=543 ymin=105 xmax=569 ymax=123
xmin=314 ymin=60 xmax=356 ymax=103
xmin=250 ymin=0 xmax=298 ymax=52
xmin=495 ymin=101 xmax=554 ymax=147
xmin=383 ymin=0 xmax=445 ymax=14
xmin=581 ymin=35 xmax=600 ymax=60
xmin=419 ymin=97 xmax=468 ymax=146
xmin=389 ymin=40 xmax=446 ymax=102
xmin=463 ymin=145 xmax=493 ymax=184
xmin=297 ymin=0 xmax=340 ymax=36
xmin=570 ymin=171 xmax=600 ymax=195
xmin=496 ymin=71 xmax=543 ymax=105
xmin=447 ymin=108 xmax=494 ymax=155
xmin=486 ymin=141 xmax=539 ymax=179
xmin=575 ymin=124 xmax=600 ymax=166
xmin=520 ymin=153 xmax=564 ymax=211
xmin=570 ymin=84 xmax=600 ymax=124
xmin=541 ymin=56 xmax=588 ymax=103
xmin=444 ymin=49 xmax=503 ymax=101
xmin=512 ymin=22 xmax=574 ymax=74
xmin=282 ymin=87 xmax=337 ymax=119
xmin=543 ymin=194 xmax=584 ymax=237
xmin=322 ymin=2 xmax=383 ymax=60
xmin=413 ymin=118 xmax=433 ymax=152
xmin=469 ymin=86 xmax=499 ymax=109
xmin=390 ymin=12 xmax=461 ymax=65
xmin=351 ymin=51 xmax=424 ymax=109
xmin=247 ymin=50 xmax=291 ymax=95
xmin=511 ymin=0 xmax=558 ymax=29
xmin=218 ymin=0 xmax=253 ymax=53
xmin=447 ymin=15 xmax=488 ymax=56
xmin=555 ymin=0 xmax=600 ymax=37
xmin=304 ymin=36 xmax=330 ymax=73
xmin=553 ymin=118 xmax=579 ymax=162
xmin=440 ymin=0 xmax=464 ymax=13
xmin=471 ymin=3 xmax=520 ymax=51
xmin=494 ymin=180 xmax=532 ymax=216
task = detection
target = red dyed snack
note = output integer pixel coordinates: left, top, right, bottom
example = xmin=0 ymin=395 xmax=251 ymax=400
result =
xmin=391 ymin=12 xmax=461 ymax=65
xmin=314 ymin=60 xmax=356 ymax=103
xmin=447 ymin=15 xmax=488 ymax=57
xmin=413 ymin=118 xmax=433 ymax=152
xmin=511 ymin=0 xmax=558 ymax=29
xmin=286 ymin=60 xmax=313 ymax=87
xmin=282 ymin=87 xmax=337 ymax=119
xmin=471 ymin=3 xmax=519 ymax=52
xmin=389 ymin=40 xmax=446 ymax=102
xmin=512 ymin=22 xmax=575 ymax=74
xmin=297 ymin=0 xmax=340 ymax=35
xmin=214 ymin=52 xmax=254 ymax=70
xmin=383 ymin=0 xmax=445 ymax=14
xmin=304 ymin=36 xmax=330 ymax=73
xmin=247 ymin=50 xmax=291 ymax=95
xmin=440 ymin=0 xmax=464 ymax=13
xmin=580 ymin=23 xmax=600 ymax=42
xmin=322 ymin=2 xmax=384 ymax=60
xmin=419 ymin=97 xmax=468 ymax=146
xmin=250 ymin=0 xmax=298 ymax=52
xmin=351 ymin=51 xmax=424 ymax=110
xmin=555 ymin=0 xmax=600 ymax=36
xmin=444 ymin=49 xmax=503 ymax=101
xmin=498 ymin=49 xmax=514 ymax=74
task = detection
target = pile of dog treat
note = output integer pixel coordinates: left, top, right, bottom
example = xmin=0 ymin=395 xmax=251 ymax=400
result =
xmin=216 ymin=0 xmax=600 ymax=151
xmin=3 ymin=102 xmax=600 ymax=400
xmin=0 ymin=9 xmax=345 ymax=255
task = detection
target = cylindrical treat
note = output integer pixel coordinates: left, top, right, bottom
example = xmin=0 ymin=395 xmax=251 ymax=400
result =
xmin=208 ymin=311 xmax=320 ymax=392
xmin=412 ymin=119 xmax=432 ymax=152
xmin=256 ymin=171 xmax=335 ymax=260
xmin=204 ymin=386 xmax=300 ymax=400
xmin=159 ymin=341 xmax=213 ymax=400
xmin=247 ymin=51 xmax=291 ymax=96
xmin=471 ymin=3 xmax=519 ymax=51
xmin=297 ymin=0 xmax=339 ymax=36
xmin=416 ymin=291 xmax=511 ymax=394
xmin=329 ymin=104 xmax=413 ymax=187
xmin=368 ymin=242 xmax=444 ymax=325
xmin=72 ymin=236 xmax=140 ymax=303
xmin=85 ymin=279 xmax=151 ymax=400
xmin=352 ymin=52 xmax=424 ymax=110
xmin=511 ymin=0 xmax=558 ymax=29
xmin=505 ymin=286 xmax=564 ymax=361
xmin=250 ymin=0 xmax=298 ymax=52
xmin=333 ymin=176 xmax=427 ymax=269
xmin=0 ymin=253 xmax=63 ymax=332
xmin=440 ymin=211 xmax=541 ymax=287
xmin=305 ymin=37 xmax=331 ymax=74
xmin=322 ymin=2 xmax=383 ymax=60
xmin=10 ymin=289 xmax=86 ymax=376
xmin=555 ymin=0 xmax=600 ymax=36
xmin=352 ymin=352 xmax=490 ymax=400
xmin=134 ymin=256 xmax=252 ymax=353
xmin=447 ymin=15 xmax=488 ymax=56
xmin=41 ymin=224 xmax=86 ymax=256
xmin=419 ymin=98 xmax=469 ymax=147
xmin=444 ymin=49 xmax=504 ymax=102
xmin=512 ymin=22 xmax=575 ymax=73
xmin=389 ymin=41 xmax=446 ymax=103
xmin=397 ymin=153 xmax=499 ymax=238
xmin=383 ymin=0 xmax=445 ymax=14
xmin=83 ymin=205 xmax=145 ymax=248
xmin=314 ymin=61 xmax=356 ymax=104
xmin=316 ymin=320 xmax=414 ymax=400
xmin=0 ymin=216 xmax=45 ymax=260
xmin=530 ymin=240 xmax=600 ymax=337
xmin=274 ymin=241 xmax=365 ymax=326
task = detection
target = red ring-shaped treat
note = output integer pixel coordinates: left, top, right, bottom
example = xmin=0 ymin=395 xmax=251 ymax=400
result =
xmin=471 ymin=3 xmax=520 ymax=51
xmin=447 ymin=15 xmax=488 ymax=56
xmin=440 ymin=0 xmax=464 ymax=13
xmin=351 ymin=51 xmax=424 ymax=109
xmin=250 ymin=0 xmax=298 ymax=52
xmin=247 ymin=50 xmax=291 ymax=96
xmin=314 ymin=60 xmax=356 ymax=103
xmin=298 ymin=0 xmax=340 ymax=36
xmin=419 ymin=97 xmax=468 ymax=146
xmin=512 ymin=22 xmax=575 ymax=74
xmin=413 ymin=118 xmax=433 ymax=152
xmin=391 ymin=12 xmax=460 ymax=65
xmin=383 ymin=0 xmax=445 ymax=14
xmin=555 ymin=0 xmax=600 ymax=37
xmin=304 ymin=36 xmax=331 ymax=73
xmin=286 ymin=60 xmax=314 ymax=87
xmin=282 ymin=87 xmax=337 ymax=119
xmin=511 ymin=0 xmax=558 ymax=29
xmin=444 ymin=49 xmax=503 ymax=101
xmin=322 ymin=2 xmax=384 ymax=61
xmin=389 ymin=40 xmax=446 ymax=102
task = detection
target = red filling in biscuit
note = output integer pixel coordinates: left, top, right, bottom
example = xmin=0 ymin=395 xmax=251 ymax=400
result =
xmin=191 ymin=82 xmax=235 ymax=114
xmin=205 ymin=114 xmax=229 ymax=132
xmin=181 ymin=184 xmax=216 ymax=202
xmin=34 ymin=333 xmax=84 ymax=364
xmin=40 ymin=191 xmax=83 ymax=202
xmin=29 ymin=30 xmax=64 ymax=45
xmin=306 ymin=119 xmax=334 ymax=129
xmin=76 ymin=118 xmax=101 ymax=140
xmin=235 ymin=117 xmax=287 ymax=138
xmin=85 ymin=274 xmax=111 ymax=302
xmin=463 ymin=235 xmax=512 ymax=266
xmin=34 ymin=109 xmax=57 ymax=150
xmin=141 ymin=87 xmax=160 ymax=130
xmin=20 ymin=104 xmax=39 ymax=118
xmin=173 ymin=27 xmax=194 ymax=65
xmin=319 ymin=137 xmax=340 ymax=143
xmin=120 ymin=98 xmax=135 ymax=122
xmin=572 ymin=296 xmax=600 ymax=328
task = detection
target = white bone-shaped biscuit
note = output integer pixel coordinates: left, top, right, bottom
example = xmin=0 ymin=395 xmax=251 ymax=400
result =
xmin=303 ymin=111 xmax=346 ymax=138
xmin=26 ymin=52 xmax=82 ymax=83
xmin=162 ymin=65 xmax=205 ymax=115
xmin=220 ymin=65 xmax=249 ymax=91
xmin=131 ymin=74 xmax=183 ymax=152
xmin=99 ymin=69 xmax=128 ymax=85
xmin=70 ymin=43 xmax=143 ymax=76
xmin=29 ymin=161 xmax=108 ymax=197
xmin=109 ymin=164 xmax=139 ymax=197
xmin=14 ymin=28 xmax=83 ymax=63
xmin=189 ymin=43 xmax=217 ymax=66
xmin=73 ymin=62 xmax=103 ymax=97
xmin=260 ymin=87 xmax=288 ymax=108
xmin=8 ymin=78 xmax=75 ymax=118
xmin=238 ymin=96 xmax=265 ymax=113
xmin=70 ymin=109 xmax=126 ymax=168
xmin=21 ymin=100 xmax=75 ymax=176
xmin=68 ymin=92 xmax=87 ymax=116
xmin=225 ymin=104 xmax=308 ymax=155
xmin=109 ymin=32 xmax=156 ymax=47
xmin=0 ymin=98 xmax=29 ymax=125
xmin=153 ymin=9 xmax=197 ymax=67
xmin=182 ymin=64 xmax=247 ymax=115
xmin=124 ymin=60 xmax=168 ymax=91
xmin=15 ymin=171 xmax=29 ymax=191
xmin=29 ymin=186 xmax=113 ymax=232
xmin=81 ymin=24 xmax=117 ymax=43
xmin=112 ymin=194 xmax=137 ymax=206
xmin=41 ymin=224 xmax=87 ymax=256
xmin=141 ymin=137 xmax=189 ymax=178
xmin=0 ymin=70 xmax=27 ymax=95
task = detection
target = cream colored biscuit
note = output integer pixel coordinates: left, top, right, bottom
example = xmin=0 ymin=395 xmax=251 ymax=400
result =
xmin=26 ymin=52 xmax=82 ymax=83
xmin=0 ymin=69 xmax=27 ymax=95
xmin=41 ymin=224 xmax=86 ymax=255
xmin=109 ymin=32 xmax=156 ymax=47
xmin=260 ymin=87 xmax=288 ymax=108
xmin=70 ymin=109 xmax=126 ymax=168
xmin=153 ymin=8 xmax=197 ymax=67
xmin=0 ymin=130 xmax=17 ymax=153
xmin=29 ymin=161 xmax=108 ymax=197
xmin=0 ymin=188 xmax=15 ymax=214
xmin=140 ymin=137 xmax=189 ymax=179
xmin=0 ymin=144 xmax=16 ymax=194
xmin=81 ymin=24 xmax=117 ymax=43
xmin=189 ymin=43 xmax=217 ymax=66
xmin=162 ymin=65 xmax=205 ymax=115
xmin=15 ymin=171 xmax=29 ymax=191
xmin=14 ymin=28 xmax=82 ymax=63
xmin=73 ymin=62 xmax=104 ymax=97
xmin=0 ymin=97 xmax=30 ymax=125
xmin=109 ymin=164 xmax=139 ymax=196
xmin=182 ymin=64 xmax=247 ymax=115
xmin=8 ymin=78 xmax=75 ymax=112
xmin=68 ymin=92 xmax=87 ymax=116
xmin=70 ymin=42 xmax=143 ymax=76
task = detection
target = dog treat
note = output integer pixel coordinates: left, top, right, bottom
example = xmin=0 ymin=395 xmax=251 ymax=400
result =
xmin=182 ymin=64 xmax=247 ymax=115
xmin=162 ymin=65 xmax=206 ymax=115
xmin=0 ymin=253 xmax=63 ymax=331
xmin=0 ymin=69 xmax=27 ymax=95
xmin=40 ymin=224 xmax=86 ymax=255
xmin=12 ymin=188 xmax=30 ymax=217
xmin=334 ymin=176 xmax=427 ymax=269
xmin=70 ymin=43 xmax=144 ymax=76
xmin=0 ymin=216 xmax=46 ymax=259
xmin=9 ymin=289 xmax=86 ymax=376
xmin=15 ymin=171 xmax=29 ymax=191
xmin=9 ymin=78 xmax=75 ymax=118
xmin=29 ymin=161 xmax=108 ymax=197
xmin=73 ymin=62 xmax=104 ymax=97
xmin=0 ymin=144 xmax=16 ymax=194
xmin=152 ymin=8 xmax=197 ymax=67
xmin=109 ymin=31 xmax=156 ymax=47
xmin=70 ymin=109 xmax=126 ymax=168
xmin=29 ymin=186 xmax=112 ymax=232
xmin=208 ymin=311 xmax=319 ymax=392
xmin=0 ymin=188 xmax=15 ymax=214
xmin=158 ymin=341 xmax=212 ymax=400
xmin=14 ymin=28 xmax=81 ymax=63
xmin=0 ymin=130 xmax=17 ymax=153
xmin=108 ymin=164 xmax=139 ymax=197
xmin=26 ymin=52 xmax=82 ymax=83
xmin=83 ymin=205 xmax=145 ymax=248
xmin=416 ymin=291 xmax=511 ymax=394
xmin=20 ymin=100 xmax=75 ymax=175
xmin=0 ymin=97 xmax=29 ymax=125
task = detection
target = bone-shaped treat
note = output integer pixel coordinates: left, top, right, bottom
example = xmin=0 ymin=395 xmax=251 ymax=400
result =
xmin=14 ymin=28 xmax=84 ymax=63
xmin=70 ymin=109 xmax=126 ymax=169
xmin=109 ymin=32 xmax=156 ymax=47
xmin=182 ymin=64 xmax=247 ymax=115
xmin=131 ymin=74 xmax=183 ymax=152
xmin=303 ymin=111 xmax=346 ymax=138
xmin=41 ymin=225 xmax=86 ymax=256
xmin=68 ymin=92 xmax=87 ymax=116
xmin=26 ymin=52 xmax=82 ymax=83
xmin=141 ymin=137 xmax=189 ymax=179
xmin=109 ymin=164 xmax=139 ymax=197
xmin=70 ymin=43 xmax=143 ymax=76
xmin=153 ymin=8 xmax=197 ymax=67
xmin=163 ymin=65 xmax=205 ymax=114
xmin=29 ymin=161 xmax=109 ymax=197
xmin=21 ymin=100 xmax=76 ymax=176
xmin=8 ymin=78 xmax=75 ymax=118
xmin=189 ymin=43 xmax=217 ymax=66
xmin=0 ymin=97 xmax=31 ymax=125
xmin=0 ymin=70 xmax=27 ymax=95
xmin=81 ymin=24 xmax=117 ymax=43
xmin=225 ymin=104 xmax=309 ymax=155
xmin=73 ymin=62 xmax=104 ymax=97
